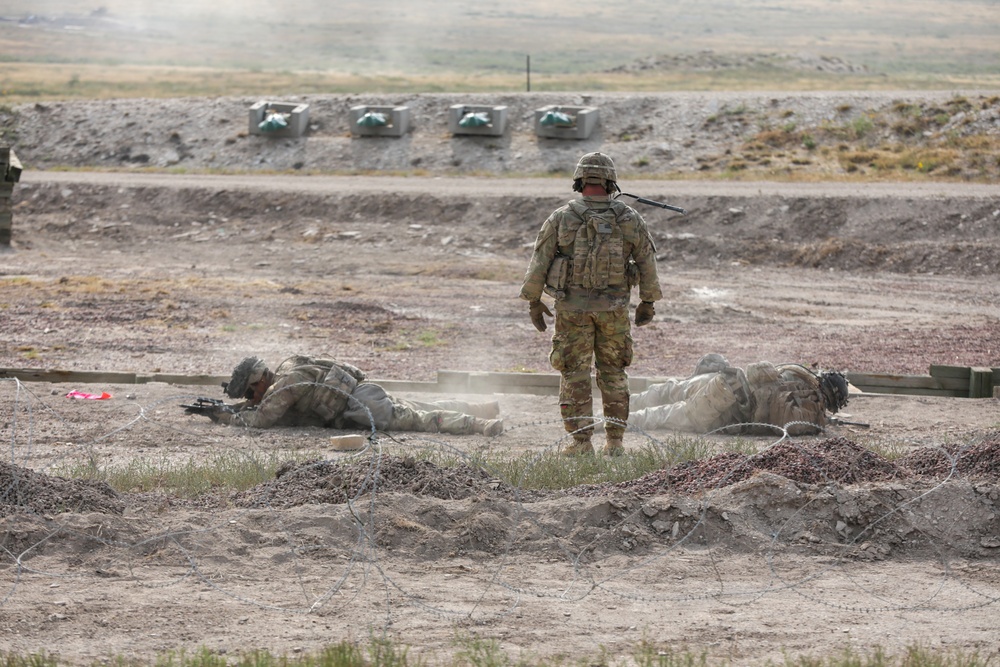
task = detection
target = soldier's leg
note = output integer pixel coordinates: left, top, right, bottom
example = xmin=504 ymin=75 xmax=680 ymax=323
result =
xmin=401 ymin=397 xmax=500 ymax=420
xmin=594 ymin=308 xmax=632 ymax=441
xmin=630 ymin=375 xmax=740 ymax=433
xmin=551 ymin=309 xmax=597 ymax=453
xmin=593 ymin=309 xmax=632 ymax=447
xmin=630 ymin=402 xmax=702 ymax=432
xmin=388 ymin=402 xmax=502 ymax=436
xmin=630 ymin=378 xmax=690 ymax=411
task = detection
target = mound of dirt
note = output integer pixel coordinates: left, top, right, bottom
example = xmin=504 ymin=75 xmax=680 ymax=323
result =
xmin=0 ymin=461 xmax=123 ymax=517
xmin=2 ymin=89 xmax=1000 ymax=664
xmin=193 ymin=436 xmax=1000 ymax=561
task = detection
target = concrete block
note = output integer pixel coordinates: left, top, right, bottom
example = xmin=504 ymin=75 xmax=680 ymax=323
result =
xmin=534 ymin=105 xmax=599 ymax=139
xmin=350 ymin=105 xmax=411 ymax=137
xmin=0 ymin=210 xmax=10 ymax=246
xmin=248 ymin=101 xmax=310 ymax=137
xmin=0 ymin=173 xmax=12 ymax=246
xmin=1 ymin=146 xmax=20 ymax=183
xmin=448 ymin=104 xmax=508 ymax=136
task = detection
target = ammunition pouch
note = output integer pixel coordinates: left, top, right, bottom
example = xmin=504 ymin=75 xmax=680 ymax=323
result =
xmin=546 ymin=254 xmax=570 ymax=290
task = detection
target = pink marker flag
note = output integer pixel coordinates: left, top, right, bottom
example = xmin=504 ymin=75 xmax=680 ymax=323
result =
xmin=66 ymin=390 xmax=112 ymax=400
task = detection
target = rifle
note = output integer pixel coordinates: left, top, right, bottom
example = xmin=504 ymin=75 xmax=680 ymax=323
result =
xmin=617 ymin=192 xmax=687 ymax=215
xmin=180 ymin=397 xmax=230 ymax=417
xmin=830 ymin=416 xmax=870 ymax=429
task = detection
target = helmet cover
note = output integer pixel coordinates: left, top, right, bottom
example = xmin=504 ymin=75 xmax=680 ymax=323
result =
xmin=820 ymin=371 xmax=850 ymax=412
xmin=225 ymin=356 xmax=268 ymax=399
xmin=693 ymin=353 xmax=731 ymax=376
xmin=572 ymin=152 xmax=618 ymax=185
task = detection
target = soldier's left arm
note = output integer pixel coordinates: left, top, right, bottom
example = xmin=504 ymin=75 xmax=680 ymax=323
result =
xmin=626 ymin=210 xmax=663 ymax=303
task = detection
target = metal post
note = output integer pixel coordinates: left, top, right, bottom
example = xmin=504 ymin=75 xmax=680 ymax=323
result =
xmin=526 ymin=55 xmax=531 ymax=92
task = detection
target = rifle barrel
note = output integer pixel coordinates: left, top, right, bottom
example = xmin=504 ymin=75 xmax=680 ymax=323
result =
xmin=619 ymin=192 xmax=687 ymax=214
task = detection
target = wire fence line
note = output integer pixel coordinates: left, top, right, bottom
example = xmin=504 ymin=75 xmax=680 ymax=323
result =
xmin=2 ymin=377 xmax=999 ymax=628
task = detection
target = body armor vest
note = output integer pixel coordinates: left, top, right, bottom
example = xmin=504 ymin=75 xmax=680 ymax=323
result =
xmin=560 ymin=200 xmax=628 ymax=290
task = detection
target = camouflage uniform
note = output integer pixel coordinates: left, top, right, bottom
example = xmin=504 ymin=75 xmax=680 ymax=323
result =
xmin=520 ymin=162 xmax=662 ymax=449
xmin=215 ymin=355 xmax=500 ymax=435
xmin=630 ymin=359 xmax=847 ymax=436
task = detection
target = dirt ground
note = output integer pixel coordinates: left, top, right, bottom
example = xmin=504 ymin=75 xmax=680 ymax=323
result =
xmin=2 ymin=93 xmax=1000 ymax=664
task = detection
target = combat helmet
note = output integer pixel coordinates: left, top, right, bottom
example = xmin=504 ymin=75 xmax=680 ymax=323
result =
xmin=572 ymin=152 xmax=619 ymax=192
xmin=819 ymin=371 xmax=850 ymax=413
xmin=223 ymin=356 xmax=269 ymax=399
xmin=693 ymin=353 xmax=731 ymax=376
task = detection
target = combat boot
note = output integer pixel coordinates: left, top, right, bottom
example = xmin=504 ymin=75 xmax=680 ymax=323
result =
xmin=475 ymin=418 xmax=504 ymax=437
xmin=562 ymin=437 xmax=595 ymax=457
xmin=602 ymin=437 xmax=625 ymax=457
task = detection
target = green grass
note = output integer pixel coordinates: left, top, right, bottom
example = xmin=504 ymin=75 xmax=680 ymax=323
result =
xmin=50 ymin=433 xmax=760 ymax=499
xmin=450 ymin=436 xmax=758 ymax=490
xmin=55 ymin=449 xmax=316 ymax=497
xmin=0 ymin=60 xmax=998 ymax=104
xmin=0 ymin=640 xmax=991 ymax=667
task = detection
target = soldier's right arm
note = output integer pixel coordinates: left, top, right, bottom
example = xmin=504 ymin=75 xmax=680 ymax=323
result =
xmin=518 ymin=216 xmax=559 ymax=302
xmin=214 ymin=373 xmax=307 ymax=428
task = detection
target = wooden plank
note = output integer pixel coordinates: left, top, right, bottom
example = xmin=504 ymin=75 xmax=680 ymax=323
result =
xmin=853 ymin=386 xmax=967 ymax=398
xmin=441 ymin=370 xmax=561 ymax=388
xmin=0 ymin=368 xmax=139 ymax=384
xmin=846 ymin=372 xmax=963 ymax=391
xmin=0 ymin=366 xmax=992 ymax=400
xmin=147 ymin=373 xmax=227 ymax=386
xmin=468 ymin=372 xmax=560 ymax=389
xmin=370 ymin=379 xmax=443 ymax=393
xmin=439 ymin=370 xmax=563 ymax=394
xmin=969 ymin=367 xmax=993 ymax=399
xmin=436 ymin=370 xmax=469 ymax=389
xmin=929 ymin=364 xmax=972 ymax=379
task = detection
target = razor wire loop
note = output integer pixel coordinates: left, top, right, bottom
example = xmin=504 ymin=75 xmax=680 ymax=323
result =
xmin=2 ymin=377 xmax=997 ymax=622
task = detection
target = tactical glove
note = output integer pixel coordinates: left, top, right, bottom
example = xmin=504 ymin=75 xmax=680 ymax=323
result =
xmin=528 ymin=300 xmax=553 ymax=332
xmin=635 ymin=301 xmax=655 ymax=326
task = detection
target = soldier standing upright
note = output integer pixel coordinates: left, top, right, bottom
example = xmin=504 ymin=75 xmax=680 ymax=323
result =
xmin=519 ymin=152 xmax=662 ymax=456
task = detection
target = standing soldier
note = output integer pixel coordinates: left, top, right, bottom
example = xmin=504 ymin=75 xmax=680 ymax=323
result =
xmin=519 ymin=152 xmax=662 ymax=456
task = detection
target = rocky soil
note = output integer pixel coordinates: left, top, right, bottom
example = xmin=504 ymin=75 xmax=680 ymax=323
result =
xmin=1 ymin=91 xmax=1000 ymax=664
xmin=5 ymin=90 xmax=1000 ymax=179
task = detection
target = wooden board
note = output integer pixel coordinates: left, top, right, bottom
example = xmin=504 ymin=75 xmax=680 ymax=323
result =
xmin=2 ymin=366 xmax=997 ymax=399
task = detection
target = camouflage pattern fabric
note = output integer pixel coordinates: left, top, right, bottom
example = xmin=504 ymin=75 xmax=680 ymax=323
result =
xmin=341 ymin=383 xmax=495 ymax=434
xmin=629 ymin=361 xmax=829 ymax=434
xmin=388 ymin=402 xmax=481 ymax=435
xmin=215 ymin=357 xmax=494 ymax=434
xmin=630 ymin=373 xmax=744 ymax=432
xmin=225 ymin=356 xmax=268 ymax=399
xmin=519 ymin=195 xmax=662 ymax=312
xmin=550 ymin=308 xmax=633 ymax=440
xmin=521 ymin=191 xmax=660 ymax=442
xmin=214 ymin=357 xmax=359 ymax=428
xmin=749 ymin=383 xmax=827 ymax=435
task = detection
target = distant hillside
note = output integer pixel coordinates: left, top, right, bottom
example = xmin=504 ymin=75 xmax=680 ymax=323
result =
xmin=1 ymin=0 xmax=999 ymax=94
